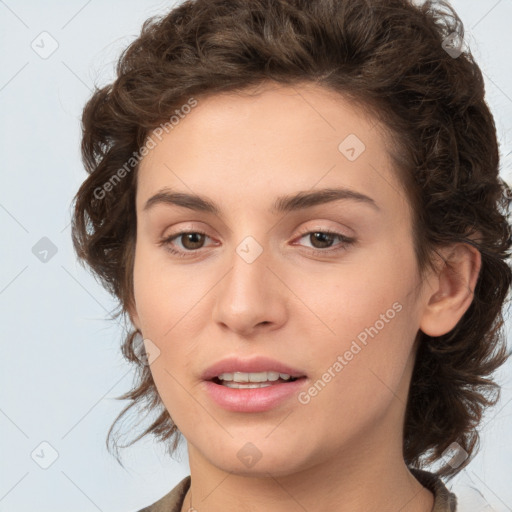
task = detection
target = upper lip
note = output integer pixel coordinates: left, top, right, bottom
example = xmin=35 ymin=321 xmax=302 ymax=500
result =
xmin=201 ymin=356 xmax=307 ymax=381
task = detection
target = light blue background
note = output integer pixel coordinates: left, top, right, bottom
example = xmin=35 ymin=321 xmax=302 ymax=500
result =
xmin=0 ymin=1 xmax=511 ymax=511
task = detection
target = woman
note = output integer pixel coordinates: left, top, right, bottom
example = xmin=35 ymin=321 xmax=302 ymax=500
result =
xmin=71 ymin=0 xmax=512 ymax=510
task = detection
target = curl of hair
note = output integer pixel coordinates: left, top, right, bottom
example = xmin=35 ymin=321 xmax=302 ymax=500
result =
xmin=71 ymin=0 xmax=512 ymax=478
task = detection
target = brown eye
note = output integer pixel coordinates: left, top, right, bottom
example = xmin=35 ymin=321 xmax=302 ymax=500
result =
xmin=308 ymin=232 xmax=337 ymax=249
xmin=178 ymin=232 xmax=206 ymax=250
xmin=159 ymin=230 xmax=213 ymax=257
xmin=294 ymin=229 xmax=355 ymax=256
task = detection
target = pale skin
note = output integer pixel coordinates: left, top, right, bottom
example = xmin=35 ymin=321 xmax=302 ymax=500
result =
xmin=128 ymin=82 xmax=481 ymax=512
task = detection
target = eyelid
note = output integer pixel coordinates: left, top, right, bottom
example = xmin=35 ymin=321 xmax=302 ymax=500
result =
xmin=294 ymin=223 xmax=354 ymax=240
xmin=291 ymin=227 xmax=355 ymax=253
xmin=159 ymin=229 xmax=216 ymax=253
xmin=159 ymin=223 xmax=356 ymax=257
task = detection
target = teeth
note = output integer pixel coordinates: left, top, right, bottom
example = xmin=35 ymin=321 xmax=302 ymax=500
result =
xmin=223 ymin=382 xmax=274 ymax=389
xmin=217 ymin=371 xmax=293 ymax=383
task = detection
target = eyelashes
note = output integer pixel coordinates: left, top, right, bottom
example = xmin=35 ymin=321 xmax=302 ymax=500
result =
xmin=158 ymin=230 xmax=212 ymax=258
xmin=294 ymin=228 xmax=355 ymax=253
xmin=158 ymin=228 xmax=356 ymax=259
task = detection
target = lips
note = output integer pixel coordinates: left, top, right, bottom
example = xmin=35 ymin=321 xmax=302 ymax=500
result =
xmin=201 ymin=355 xmax=307 ymax=381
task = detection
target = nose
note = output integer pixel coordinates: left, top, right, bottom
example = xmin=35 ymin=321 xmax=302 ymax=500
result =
xmin=211 ymin=239 xmax=288 ymax=338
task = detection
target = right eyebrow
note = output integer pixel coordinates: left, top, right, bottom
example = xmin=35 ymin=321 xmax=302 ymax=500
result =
xmin=143 ymin=190 xmax=219 ymax=215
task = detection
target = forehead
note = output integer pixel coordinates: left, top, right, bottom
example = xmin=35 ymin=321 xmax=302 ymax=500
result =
xmin=136 ymin=82 xmax=406 ymax=216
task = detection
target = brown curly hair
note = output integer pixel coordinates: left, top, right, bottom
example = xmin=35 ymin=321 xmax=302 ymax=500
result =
xmin=71 ymin=0 xmax=512 ymax=478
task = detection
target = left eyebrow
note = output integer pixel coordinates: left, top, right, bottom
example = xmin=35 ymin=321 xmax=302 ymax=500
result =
xmin=272 ymin=187 xmax=380 ymax=213
xmin=142 ymin=186 xmax=380 ymax=214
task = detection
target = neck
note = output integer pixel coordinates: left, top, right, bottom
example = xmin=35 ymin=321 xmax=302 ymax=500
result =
xmin=182 ymin=428 xmax=434 ymax=512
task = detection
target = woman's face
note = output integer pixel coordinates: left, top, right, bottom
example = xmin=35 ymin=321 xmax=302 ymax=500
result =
xmin=130 ymin=82 xmax=432 ymax=476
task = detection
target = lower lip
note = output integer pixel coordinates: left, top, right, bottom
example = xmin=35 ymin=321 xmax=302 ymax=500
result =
xmin=203 ymin=378 xmax=307 ymax=412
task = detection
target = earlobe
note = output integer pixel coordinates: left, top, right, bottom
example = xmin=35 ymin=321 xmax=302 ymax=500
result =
xmin=419 ymin=243 xmax=481 ymax=337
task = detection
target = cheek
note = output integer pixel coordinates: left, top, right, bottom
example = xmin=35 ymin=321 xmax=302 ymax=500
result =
xmin=132 ymin=242 xmax=210 ymax=338
xmin=292 ymin=291 xmax=417 ymax=447
xmin=131 ymin=245 xmax=212 ymax=409
xmin=291 ymin=243 xmax=420 ymax=411
xmin=291 ymin=238 xmax=418 ymax=347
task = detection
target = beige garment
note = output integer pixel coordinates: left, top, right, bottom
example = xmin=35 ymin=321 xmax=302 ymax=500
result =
xmin=136 ymin=468 xmax=457 ymax=512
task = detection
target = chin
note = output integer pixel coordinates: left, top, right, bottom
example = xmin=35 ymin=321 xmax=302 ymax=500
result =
xmin=199 ymin=437 xmax=314 ymax=477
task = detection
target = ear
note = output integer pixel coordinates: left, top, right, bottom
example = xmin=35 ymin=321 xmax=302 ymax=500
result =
xmin=419 ymin=243 xmax=481 ymax=337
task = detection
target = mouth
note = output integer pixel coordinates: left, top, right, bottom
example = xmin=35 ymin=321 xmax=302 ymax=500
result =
xmin=201 ymin=356 xmax=308 ymax=412
xmin=209 ymin=373 xmax=305 ymax=389
xmin=201 ymin=356 xmax=308 ymax=383
xmin=203 ymin=371 xmax=308 ymax=412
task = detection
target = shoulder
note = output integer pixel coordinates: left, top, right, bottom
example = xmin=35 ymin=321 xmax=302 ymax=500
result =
xmin=410 ymin=468 xmax=457 ymax=512
xmin=135 ymin=475 xmax=191 ymax=512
